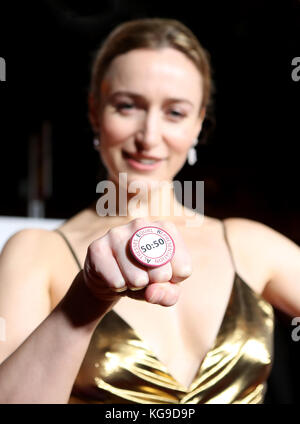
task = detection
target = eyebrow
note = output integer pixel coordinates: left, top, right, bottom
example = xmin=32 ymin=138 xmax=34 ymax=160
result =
xmin=109 ymin=90 xmax=194 ymax=108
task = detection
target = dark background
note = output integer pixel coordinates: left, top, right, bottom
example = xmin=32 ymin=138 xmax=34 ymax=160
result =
xmin=0 ymin=0 xmax=299 ymax=403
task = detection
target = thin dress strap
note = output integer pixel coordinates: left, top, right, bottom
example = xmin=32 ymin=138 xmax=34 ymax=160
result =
xmin=221 ymin=220 xmax=237 ymax=273
xmin=54 ymin=228 xmax=82 ymax=270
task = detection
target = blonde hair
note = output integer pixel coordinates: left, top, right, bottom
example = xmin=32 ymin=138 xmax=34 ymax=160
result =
xmin=89 ymin=17 xmax=214 ymax=117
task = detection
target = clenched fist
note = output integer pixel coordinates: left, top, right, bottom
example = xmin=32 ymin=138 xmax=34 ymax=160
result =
xmin=82 ymin=218 xmax=192 ymax=307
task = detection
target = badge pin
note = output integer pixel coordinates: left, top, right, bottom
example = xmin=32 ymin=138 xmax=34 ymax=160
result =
xmin=130 ymin=226 xmax=175 ymax=268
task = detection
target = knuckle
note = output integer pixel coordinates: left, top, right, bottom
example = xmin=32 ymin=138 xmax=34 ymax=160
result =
xmin=128 ymin=278 xmax=149 ymax=290
xmin=107 ymin=227 xmax=125 ymax=243
xmin=171 ymin=262 xmax=193 ymax=283
xmin=127 ymin=270 xmax=149 ymax=286
xmin=178 ymin=264 xmax=193 ymax=278
xmin=88 ymin=239 xmax=106 ymax=257
xmin=107 ymin=227 xmax=119 ymax=238
xmin=151 ymin=270 xmax=172 ymax=283
xmin=153 ymin=219 xmax=164 ymax=227
xmin=155 ymin=220 xmax=176 ymax=233
xmin=131 ymin=217 xmax=148 ymax=230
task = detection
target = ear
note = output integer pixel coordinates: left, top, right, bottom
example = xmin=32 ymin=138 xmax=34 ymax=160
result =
xmin=88 ymin=93 xmax=100 ymax=134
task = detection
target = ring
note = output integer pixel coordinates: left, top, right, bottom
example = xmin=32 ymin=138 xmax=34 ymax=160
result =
xmin=129 ymin=226 xmax=175 ymax=268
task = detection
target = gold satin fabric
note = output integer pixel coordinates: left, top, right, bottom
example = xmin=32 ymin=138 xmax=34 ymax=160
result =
xmin=68 ymin=273 xmax=274 ymax=404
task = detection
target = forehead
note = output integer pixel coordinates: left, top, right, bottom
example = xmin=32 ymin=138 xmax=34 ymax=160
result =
xmin=100 ymin=47 xmax=202 ymax=102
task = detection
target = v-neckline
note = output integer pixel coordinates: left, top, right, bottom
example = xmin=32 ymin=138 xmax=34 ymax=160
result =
xmin=108 ymin=272 xmax=238 ymax=392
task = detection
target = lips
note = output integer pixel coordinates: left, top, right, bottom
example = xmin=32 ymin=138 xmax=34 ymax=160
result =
xmin=122 ymin=151 xmax=166 ymax=171
xmin=122 ymin=151 xmax=166 ymax=161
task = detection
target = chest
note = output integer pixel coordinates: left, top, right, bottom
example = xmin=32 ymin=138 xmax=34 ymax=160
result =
xmin=52 ymin=231 xmax=235 ymax=389
xmin=112 ymin=252 xmax=235 ymax=388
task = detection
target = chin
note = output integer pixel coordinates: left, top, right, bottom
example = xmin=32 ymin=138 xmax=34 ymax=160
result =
xmin=119 ymin=170 xmax=170 ymax=190
xmin=126 ymin=173 xmax=162 ymax=187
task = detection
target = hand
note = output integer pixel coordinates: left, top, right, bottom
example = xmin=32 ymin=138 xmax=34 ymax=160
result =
xmin=82 ymin=218 xmax=193 ymax=307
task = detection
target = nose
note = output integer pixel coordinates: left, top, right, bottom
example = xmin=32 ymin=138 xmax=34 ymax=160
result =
xmin=135 ymin=109 xmax=162 ymax=150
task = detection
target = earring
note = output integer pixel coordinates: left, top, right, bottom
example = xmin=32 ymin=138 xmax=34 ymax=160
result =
xmin=93 ymin=135 xmax=100 ymax=150
xmin=187 ymin=138 xmax=198 ymax=166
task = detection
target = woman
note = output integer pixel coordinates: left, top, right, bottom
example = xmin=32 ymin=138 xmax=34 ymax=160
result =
xmin=0 ymin=18 xmax=299 ymax=404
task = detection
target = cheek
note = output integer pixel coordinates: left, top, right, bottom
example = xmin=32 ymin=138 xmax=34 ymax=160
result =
xmin=162 ymin=116 xmax=197 ymax=153
xmin=100 ymin=112 xmax=136 ymax=146
xmin=167 ymin=129 xmax=193 ymax=154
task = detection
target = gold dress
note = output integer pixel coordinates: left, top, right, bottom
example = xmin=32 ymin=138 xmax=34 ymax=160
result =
xmin=53 ymin=221 xmax=274 ymax=404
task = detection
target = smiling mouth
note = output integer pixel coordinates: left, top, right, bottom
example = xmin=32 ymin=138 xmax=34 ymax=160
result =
xmin=122 ymin=151 xmax=167 ymax=171
xmin=122 ymin=151 xmax=166 ymax=164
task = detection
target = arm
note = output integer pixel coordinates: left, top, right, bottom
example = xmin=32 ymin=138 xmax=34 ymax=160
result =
xmin=0 ymin=229 xmax=118 ymax=403
xmin=225 ymin=218 xmax=300 ymax=317
xmin=260 ymin=226 xmax=300 ymax=317
xmin=0 ymin=218 xmax=192 ymax=403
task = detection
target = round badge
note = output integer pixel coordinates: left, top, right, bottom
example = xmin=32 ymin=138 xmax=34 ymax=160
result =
xmin=130 ymin=226 xmax=175 ymax=268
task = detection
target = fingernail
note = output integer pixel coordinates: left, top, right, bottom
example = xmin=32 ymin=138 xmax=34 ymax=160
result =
xmin=149 ymin=294 xmax=156 ymax=303
xmin=149 ymin=292 xmax=163 ymax=304
xmin=129 ymin=278 xmax=148 ymax=291
xmin=172 ymin=276 xmax=185 ymax=283
xmin=112 ymin=280 xmax=127 ymax=292
xmin=128 ymin=286 xmax=146 ymax=291
xmin=112 ymin=286 xmax=127 ymax=293
xmin=114 ymin=279 xmax=126 ymax=288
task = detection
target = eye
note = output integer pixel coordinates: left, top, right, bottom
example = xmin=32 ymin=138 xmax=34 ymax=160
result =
xmin=116 ymin=102 xmax=134 ymax=110
xmin=168 ymin=110 xmax=185 ymax=119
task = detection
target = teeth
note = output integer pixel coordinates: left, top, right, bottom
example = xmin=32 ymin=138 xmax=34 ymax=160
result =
xmin=134 ymin=158 xmax=157 ymax=164
xmin=123 ymin=152 xmax=161 ymax=164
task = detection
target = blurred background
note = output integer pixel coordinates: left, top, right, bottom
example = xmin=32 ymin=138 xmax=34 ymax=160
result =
xmin=0 ymin=0 xmax=299 ymax=403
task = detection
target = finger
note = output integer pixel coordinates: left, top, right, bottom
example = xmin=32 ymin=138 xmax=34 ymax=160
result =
xmin=110 ymin=235 xmax=150 ymax=291
xmin=144 ymin=282 xmax=181 ymax=306
xmin=147 ymin=262 xmax=173 ymax=284
xmin=85 ymin=240 xmax=127 ymax=294
xmin=122 ymin=280 xmax=181 ymax=305
xmin=153 ymin=221 xmax=193 ymax=283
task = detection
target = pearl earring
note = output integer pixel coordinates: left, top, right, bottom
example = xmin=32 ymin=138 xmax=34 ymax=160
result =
xmin=187 ymin=138 xmax=198 ymax=166
xmin=93 ymin=136 xmax=100 ymax=150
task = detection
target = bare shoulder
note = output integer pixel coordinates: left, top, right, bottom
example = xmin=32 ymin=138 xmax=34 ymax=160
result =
xmin=1 ymin=226 xmax=84 ymax=309
xmin=0 ymin=228 xmax=60 ymax=283
xmin=223 ymin=217 xmax=298 ymax=249
xmin=221 ymin=217 xmax=279 ymax=294
xmin=222 ymin=217 xmax=300 ymax=297
xmin=1 ymin=227 xmax=58 ymax=259
xmin=223 ymin=217 xmax=278 ymax=240
xmin=0 ymin=226 xmax=77 ymax=289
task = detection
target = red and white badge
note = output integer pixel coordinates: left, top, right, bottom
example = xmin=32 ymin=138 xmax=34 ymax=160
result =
xmin=130 ymin=226 xmax=175 ymax=268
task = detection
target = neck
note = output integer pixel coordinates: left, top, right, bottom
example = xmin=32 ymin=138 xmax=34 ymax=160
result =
xmin=91 ymin=175 xmax=190 ymax=224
